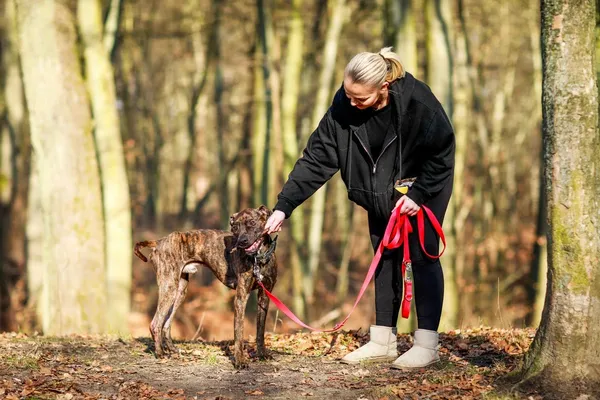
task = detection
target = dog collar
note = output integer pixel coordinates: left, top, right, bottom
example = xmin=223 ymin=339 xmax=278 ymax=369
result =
xmin=252 ymin=235 xmax=278 ymax=282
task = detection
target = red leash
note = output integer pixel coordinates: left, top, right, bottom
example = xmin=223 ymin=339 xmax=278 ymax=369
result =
xmin=256 ymin=205 xmax=446 ymax=332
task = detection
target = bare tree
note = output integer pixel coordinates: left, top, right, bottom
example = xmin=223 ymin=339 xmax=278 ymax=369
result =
xmin=280 ymin=0 xmax=307 ymax=317
xmin=17 ymin=0 xmax=107 ymax=334
xmin=383 ymin=0 xmax=418 ymax=74
xmin=305 ymin=0 xmax=348 ymax=313
xmin=78 ymin=0 xmax=132 ymax=334
xmin=0 ymin=0 xmax=31 ymax=332
xmin=517 ymin=0 xmax=600 ymax=395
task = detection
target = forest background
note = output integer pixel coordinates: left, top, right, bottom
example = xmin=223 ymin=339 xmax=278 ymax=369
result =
xmin=0 ymin=0 xmax=559 ymax=339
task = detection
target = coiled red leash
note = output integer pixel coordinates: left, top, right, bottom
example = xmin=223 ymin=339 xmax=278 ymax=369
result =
xmin=256 ymin=205 xmax=446 ymax=332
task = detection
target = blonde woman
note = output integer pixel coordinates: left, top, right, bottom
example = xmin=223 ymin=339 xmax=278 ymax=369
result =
xmin=264 ymin=47 xmax=455 ymax=369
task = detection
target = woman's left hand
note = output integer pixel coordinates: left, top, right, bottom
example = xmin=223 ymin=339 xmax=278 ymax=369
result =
xmin=394 ymin=195 xmax=420 ymax=216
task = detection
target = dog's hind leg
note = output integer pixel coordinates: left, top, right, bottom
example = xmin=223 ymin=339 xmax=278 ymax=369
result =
xmin=151 ymin=278 xmax=178 ymax=358
xmin=256 ymin=285 xmax=272 ymax=359
xmin=162 ymin=263 xmax=197 ymax=353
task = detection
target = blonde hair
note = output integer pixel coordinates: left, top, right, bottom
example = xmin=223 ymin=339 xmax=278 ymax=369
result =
xmin=344 ymin=47 xmax=405 ymax=88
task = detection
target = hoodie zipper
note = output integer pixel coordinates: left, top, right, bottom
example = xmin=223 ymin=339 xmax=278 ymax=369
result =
xmin=353 ymin=130 xmax=398 ymax=174
xmin=353 ymin=129 xmax=375 ymax=170
xmin=352 ymin=128 xmax=399 ymax=217
xmin=373 ymin=136 xmax=397 ymax=174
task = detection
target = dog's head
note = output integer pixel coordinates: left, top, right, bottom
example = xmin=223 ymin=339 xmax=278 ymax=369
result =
xmin=229 ymin=205 xmax=273 ymax=254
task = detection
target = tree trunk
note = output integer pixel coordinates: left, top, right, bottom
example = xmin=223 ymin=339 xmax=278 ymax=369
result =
xmin=384 ymin=0 xmax=418 ymax=74
xmin=252 ymin=42 xmax=267 ymax=206
xmin=528 ymin=4 xmax=546 ymax=327
xmin=0 ymin=0 xmax=31 ymax=332
xmin=212 ymin=0 xmax=228 ymax=229
xmin=78 ymin=0 xmax=132 ymax=335
xmin=335 ymin=198 xmax=355 ymax=304
xmin=17 ymin=0 xmax=107 ymax=335
xmin=102 ymin=0 xmax=122 ymax=59
xmin=280 ymin=0 xmax=307 ymax=318
xmin=426 ymin=0 xmax=453 ymax=117
xmin=26 ymin=155 xmax=43 ymax=331
xmin=305 ymin=0 xmax=348 ymax=310
xmin=426 ymin=0 xmax=457 ymax=330
xmin=253 ymin=0 xmax=274 ymax=207
xmin=518 ymin=0 xmax=600 ymax=394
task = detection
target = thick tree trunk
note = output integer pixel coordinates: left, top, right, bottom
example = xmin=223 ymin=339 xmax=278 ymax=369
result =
xmin=17 ymin=0 xmax=107 ymax=335
xmin=281 ymin=0 xmax=307 ymax=318
xmin=519 ymin=0 xmax=600 ymax=395
xmin=305 ymin=0 xmax=347 ymax=310
xmin=78 ymin=0 xmax=132 ymax=335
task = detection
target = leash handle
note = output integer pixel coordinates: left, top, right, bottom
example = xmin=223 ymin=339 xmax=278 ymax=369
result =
xmin=417 ymin=206 xmax=446 ymax=259
xmin=259 ymin=205 xmax=444 ymax=332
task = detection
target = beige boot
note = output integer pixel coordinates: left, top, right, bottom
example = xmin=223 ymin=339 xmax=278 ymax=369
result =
xmin=341 ymin=325 xmax=397 ymax=364
xmin=391 ymin=329 xmax=440 ymax=369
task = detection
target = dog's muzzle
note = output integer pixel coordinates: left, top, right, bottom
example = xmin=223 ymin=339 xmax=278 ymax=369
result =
xmin=235 ymin=234 xmax=265 ymax=254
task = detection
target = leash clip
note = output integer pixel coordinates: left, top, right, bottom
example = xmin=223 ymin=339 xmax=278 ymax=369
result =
xmin=403 ymin=260 xmax=413 ymax=282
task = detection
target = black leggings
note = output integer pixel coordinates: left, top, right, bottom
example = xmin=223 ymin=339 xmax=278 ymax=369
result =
xmin=372 ymin=249 xmax=444 ymax=330
xmin=368 ymin=197 xmax=448 ymax=331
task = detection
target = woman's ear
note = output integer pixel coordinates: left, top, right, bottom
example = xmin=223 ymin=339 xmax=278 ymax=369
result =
xmin=380 ymin=81 xmax=389 ymax=92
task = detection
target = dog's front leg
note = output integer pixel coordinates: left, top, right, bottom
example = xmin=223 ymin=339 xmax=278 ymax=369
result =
xmin=256 ymin=286 xmax=271 ymax=359
xmin=233 ymin=282 xmax=251 ymax=369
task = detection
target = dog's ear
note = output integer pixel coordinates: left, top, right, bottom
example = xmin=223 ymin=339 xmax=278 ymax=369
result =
xmin=258 ymin=205 xmax=273 ymax=218
xmin=229 ymin=212 xmax=239 ymax=226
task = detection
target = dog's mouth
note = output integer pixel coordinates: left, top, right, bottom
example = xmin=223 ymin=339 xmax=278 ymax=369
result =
xmin=244 ymin=236 xmax=264 ymax=254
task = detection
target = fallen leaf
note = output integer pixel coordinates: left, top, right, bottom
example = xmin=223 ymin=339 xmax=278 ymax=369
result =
xmin=20 ymin=387 xmax=36 ymax=396
xmin=245 ymin=389 xmax=264 ymax=395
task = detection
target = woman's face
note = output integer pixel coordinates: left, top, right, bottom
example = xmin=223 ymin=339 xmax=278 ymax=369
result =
xmin=343 ymin=78 xmax=388 ymax=110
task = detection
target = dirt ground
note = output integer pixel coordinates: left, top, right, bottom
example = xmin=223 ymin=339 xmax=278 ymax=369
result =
xmin=0 ymin=328 xmax=542 ymax=399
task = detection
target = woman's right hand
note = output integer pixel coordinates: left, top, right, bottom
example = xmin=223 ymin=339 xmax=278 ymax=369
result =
xmin=264 ymin=210 xmax=286 ymax=234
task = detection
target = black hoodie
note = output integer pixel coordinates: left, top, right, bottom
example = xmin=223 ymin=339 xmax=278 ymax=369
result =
xmin=274 ymin=72 xmax=455 ymax=220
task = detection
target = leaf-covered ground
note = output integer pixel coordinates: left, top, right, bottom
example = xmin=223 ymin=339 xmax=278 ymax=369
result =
xmin=0 ymin=327 xmax=542 ymax=399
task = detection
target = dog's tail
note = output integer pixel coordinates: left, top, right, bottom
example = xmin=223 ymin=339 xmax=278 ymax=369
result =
xmin=134 ymin=240 xmax=158 ymax=262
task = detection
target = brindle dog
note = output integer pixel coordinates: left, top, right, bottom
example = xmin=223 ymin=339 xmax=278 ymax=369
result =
xmin=134 ymin=205 xmax=277 ymax=369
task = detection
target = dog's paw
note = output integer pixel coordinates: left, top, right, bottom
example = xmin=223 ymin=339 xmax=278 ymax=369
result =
xmin=155 ymin=350 xmax=169 ymax=359
xmin=233 ymin=353 xmax=249 ymax=369
xmin=233 ymin=359 xmax=249 ymax=369
xmin=257 ymin=350 xmax=273 ymax=361
xmin=164 ymin=342 xmax=179 ymax=355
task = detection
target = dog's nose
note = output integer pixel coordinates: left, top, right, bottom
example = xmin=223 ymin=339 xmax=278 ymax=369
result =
xmin=236 ymin=236 xmax=250 ymax=247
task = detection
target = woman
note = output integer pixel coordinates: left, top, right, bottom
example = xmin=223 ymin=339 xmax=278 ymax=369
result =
xmin=264 ymin=47 xmax=455 ymax=369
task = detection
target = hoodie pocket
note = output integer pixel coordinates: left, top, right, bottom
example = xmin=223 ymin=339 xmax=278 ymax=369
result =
xmin=347 ymin=188 xmax=372 ymax=212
